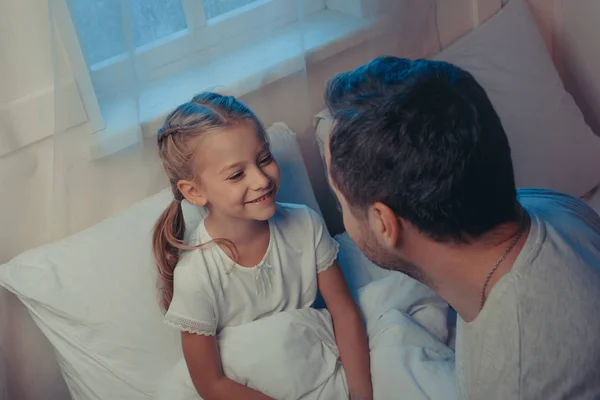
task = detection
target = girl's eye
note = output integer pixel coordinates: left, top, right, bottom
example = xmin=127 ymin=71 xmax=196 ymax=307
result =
xmin=259 ymin=153 xmax=273 ymax=165
xmin=228 ymin=171 xmax=244 ymax=181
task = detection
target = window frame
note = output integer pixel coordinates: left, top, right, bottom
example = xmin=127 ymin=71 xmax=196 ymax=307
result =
xmin=68 ymin=0 xmax=327 ymax=98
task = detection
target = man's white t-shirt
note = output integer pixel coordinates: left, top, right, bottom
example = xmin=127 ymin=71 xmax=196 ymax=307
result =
xmin=456 ymin=189 xmax=600 ymax=399
xmin=164 ymin=203 xmax=339 ymax=336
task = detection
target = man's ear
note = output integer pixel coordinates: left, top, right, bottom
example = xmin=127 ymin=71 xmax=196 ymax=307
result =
xmin=368 ymin=202 xmax=402 ymax=249
xmin=177 ymin=179 xmax=207 ymax=207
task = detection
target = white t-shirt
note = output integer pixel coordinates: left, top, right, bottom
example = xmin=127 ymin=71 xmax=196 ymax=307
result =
xmin=164 ymin=203 xmax=339 ymax=336
xmin=456 ymin=189 xmax=600 ymax=399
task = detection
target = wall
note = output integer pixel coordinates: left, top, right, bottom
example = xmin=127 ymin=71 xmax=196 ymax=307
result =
xmin=1 ymin=0 xmax=599 ymax=263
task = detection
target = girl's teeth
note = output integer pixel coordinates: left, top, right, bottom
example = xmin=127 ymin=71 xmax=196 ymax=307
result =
xmin=252 ymin=193 xmax=269 ymax=203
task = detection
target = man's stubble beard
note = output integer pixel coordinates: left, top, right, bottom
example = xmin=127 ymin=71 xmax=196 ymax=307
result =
xmin=356 ymin=224 xmax=428 ymax=285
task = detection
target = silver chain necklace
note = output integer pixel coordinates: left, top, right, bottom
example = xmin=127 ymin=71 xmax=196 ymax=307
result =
xmin=479 ymin=212 xmax=528 ymax=311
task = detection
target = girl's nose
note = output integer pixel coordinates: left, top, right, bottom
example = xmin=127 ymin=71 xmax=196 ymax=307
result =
xmin=249 ymin=166 xmax=271 ymax=190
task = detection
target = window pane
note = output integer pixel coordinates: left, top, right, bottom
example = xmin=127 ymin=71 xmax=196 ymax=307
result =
xmin=202 ymin=0 xmax=260 ymax=20
xmin=67 ymin=0 xmax=187 ymax=66
xmin=68 ymin=0 xmax=127 ymax=65
xmin=129 ymin=0 xmax=187 ymax=48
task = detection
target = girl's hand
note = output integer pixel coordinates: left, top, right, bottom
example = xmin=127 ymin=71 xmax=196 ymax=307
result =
xmin=181 ymin=332 xmax=275 ymax=400
xmin=318 ymin=261 xmax=373 ymax=400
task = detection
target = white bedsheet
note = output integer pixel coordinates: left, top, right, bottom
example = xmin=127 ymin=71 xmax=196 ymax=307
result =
xmin=155 ymin=274 xmax=456 ymax=399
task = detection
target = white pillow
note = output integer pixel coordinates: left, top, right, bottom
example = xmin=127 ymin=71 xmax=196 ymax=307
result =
xmin=316 ymin=0 xmax=600 ymax=198
xmin=0 ymin=123 xmax=321 ymax=400
xmin=434 ymin=0 xmax=600 ymax=196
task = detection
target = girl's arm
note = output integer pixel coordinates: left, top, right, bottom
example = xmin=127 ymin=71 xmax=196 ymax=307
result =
xmin=181 ymin=332 xmax=275 ymax=400
xmin=318 ymin=261 xmax=373 ymax=400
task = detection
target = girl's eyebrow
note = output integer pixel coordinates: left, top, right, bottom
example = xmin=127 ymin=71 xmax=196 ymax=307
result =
xmin=219 ymin=162 xmax=244 ymax=175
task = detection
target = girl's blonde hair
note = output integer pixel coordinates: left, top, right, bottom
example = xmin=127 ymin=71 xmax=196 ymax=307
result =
xmin=152 ymin=92 xmax=267 ymax=312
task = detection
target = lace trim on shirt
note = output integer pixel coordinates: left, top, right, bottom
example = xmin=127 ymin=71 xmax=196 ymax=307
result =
xmin=164 ymin=314 xmax=216 ymax=336
xmin=317 ymin=239 xmax=340 ymax=274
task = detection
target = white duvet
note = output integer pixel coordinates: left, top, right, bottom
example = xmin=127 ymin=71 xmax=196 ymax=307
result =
xmin=155 ymin=274 xmax=456 ymax=400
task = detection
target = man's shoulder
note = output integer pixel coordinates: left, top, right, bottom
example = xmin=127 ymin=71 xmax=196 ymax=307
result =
xmin=518 ymin=188 xmax=600 ymax=259
xmin=517 ymin=188 xmax=583 ymax=209
xmin=512 ymin=192 xmax=600 ymax=395
xmin=457 ymin=190 xmax=600 ymax=397
xmin=515 ymin=189 xmax=600 ymax=302
xmin=517 ymin=188 xmax=600 ymax=225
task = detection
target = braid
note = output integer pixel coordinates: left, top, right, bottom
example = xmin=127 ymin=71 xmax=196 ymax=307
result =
xmin=157 ymin=126 xmax=179 ymax=144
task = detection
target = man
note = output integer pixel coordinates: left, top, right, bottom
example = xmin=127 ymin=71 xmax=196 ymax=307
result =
xmin=324 ymin=56 xmax=600 ymax=399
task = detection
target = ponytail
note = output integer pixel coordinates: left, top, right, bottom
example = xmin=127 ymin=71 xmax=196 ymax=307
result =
xmin=152 ymin=197 xmax=239 ymax=312
xmin=153 ymin=199 xmax=186 ymax=312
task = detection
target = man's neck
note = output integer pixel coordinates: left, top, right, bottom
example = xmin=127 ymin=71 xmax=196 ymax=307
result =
xmin=410 ymin=209 xmax=529 ymax=322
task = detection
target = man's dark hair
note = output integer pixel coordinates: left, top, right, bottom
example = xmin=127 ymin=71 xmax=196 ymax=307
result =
xmin=326 ymin=56 xmax=517 ymax=242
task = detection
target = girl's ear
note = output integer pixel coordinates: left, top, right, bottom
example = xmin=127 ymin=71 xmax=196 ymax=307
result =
xmin=177 ymin=180 xmax=207 ymax=207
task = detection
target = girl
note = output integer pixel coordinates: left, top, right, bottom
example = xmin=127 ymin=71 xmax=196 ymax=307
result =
xmin=152 ymin=92 xmax=372 ymax=400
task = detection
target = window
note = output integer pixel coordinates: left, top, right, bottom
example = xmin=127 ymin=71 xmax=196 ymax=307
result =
xmin=65 ymin=0 xmax=327 ymax=96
